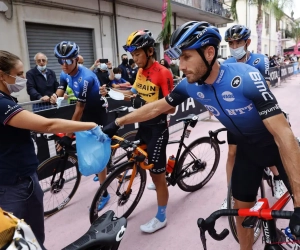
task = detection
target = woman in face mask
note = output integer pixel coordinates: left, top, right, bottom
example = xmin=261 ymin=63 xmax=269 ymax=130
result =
xmin=0 ymin=50 xmax=98 ymax=249
xmin=110 ymin=67 xmax=131 ymax=89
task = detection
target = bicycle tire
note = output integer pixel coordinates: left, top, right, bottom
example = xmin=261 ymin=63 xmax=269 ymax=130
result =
xmin=176 ymin=137 xmax=220 ymax=192
xmin=89 ymin=161 xmax=146 ymax=224
xmin=37 ymin=154 xmax=81 ymax=216
xmin=227 ymin=180 xmax=265 ymax=244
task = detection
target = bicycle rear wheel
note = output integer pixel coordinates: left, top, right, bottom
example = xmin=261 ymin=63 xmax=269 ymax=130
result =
xmin=176 ymin=137 xmax=220 ymax=192
xmin=89 ymin=162 xmax=146 ymax=224
xmin=227 ymin=180 xmax=265 ymax=244
xmin=37 ymin=154 xmax=81 ymax=216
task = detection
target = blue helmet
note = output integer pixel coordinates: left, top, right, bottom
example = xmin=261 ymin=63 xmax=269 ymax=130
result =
xmin=54 ymin=41 xmax=79 ymax=59
xmin=225 ymin=25 xmax=251 ymax=42
xmin=166 ymin=21 xmax=221 ymax=59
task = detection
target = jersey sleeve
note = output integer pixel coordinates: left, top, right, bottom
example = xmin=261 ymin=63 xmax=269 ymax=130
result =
xmin=257 ymin=55 xmax=270 ymax=82
xmin=77 ymin=76 xmax=94 ymax=103
xmin=121 ymin=78 xmax=127 ymax=83
xmin=242 ymin=69 xmax=282 ymax=120
xmin=58 ymin=72 xmax=68 ymax=91
xmin=165 ymin=78 xmax=189 ymax=107
xmin=159 ymin=68 xmax=174 ymax=96
xmin=0 ymin=97 xmax=23 ymax=125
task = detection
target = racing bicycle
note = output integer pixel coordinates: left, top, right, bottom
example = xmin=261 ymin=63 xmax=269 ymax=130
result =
xmin=37 ymin=106 xmax=137 ymax=216
xmin=89 ymin=114 xmax=224 ymax=223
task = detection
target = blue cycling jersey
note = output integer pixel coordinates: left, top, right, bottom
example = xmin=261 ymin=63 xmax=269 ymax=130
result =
xmin=225 ymin=52 xmax=270 ymax=82
xmin=58 ymin=65 xmax=105 ymax=110
xmin=166 ymin=63 xmax=282 ymax=145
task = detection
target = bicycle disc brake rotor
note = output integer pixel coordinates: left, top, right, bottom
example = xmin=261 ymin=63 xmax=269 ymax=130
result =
xmin=118 ymin=190 xmax=132 ymax=206
xmin=192 ymin=160 xmax=206 ymax=172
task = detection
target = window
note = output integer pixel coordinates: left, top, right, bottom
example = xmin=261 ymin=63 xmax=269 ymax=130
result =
xmin=220 ymin=45 xmax=227 ymax=58
xmin=265 ymin=12 xmax=269 ymax=29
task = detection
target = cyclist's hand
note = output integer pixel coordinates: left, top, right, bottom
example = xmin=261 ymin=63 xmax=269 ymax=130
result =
xmin=102 ymin=121 xmax=120 ymax=138
xmin=289 ymin=207 xmax=300 ymax=238
xmin=56 ymin=136 xmax=73 ymax=151
xmin=131 ymin=94 xmax=146 ymax=109
xmin=99 ymin=84 xmax=108 ymax=97
xmin=50 ymin=93 xmax=57 ymax=104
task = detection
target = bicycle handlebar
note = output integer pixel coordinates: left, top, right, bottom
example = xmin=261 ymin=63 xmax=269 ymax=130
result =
xmin=208 ymin=128 xmax=227 ymax=145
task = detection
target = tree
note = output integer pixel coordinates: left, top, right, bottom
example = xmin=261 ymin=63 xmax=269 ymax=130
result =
xmin=291 ymin=21 xmax=300 ymax=55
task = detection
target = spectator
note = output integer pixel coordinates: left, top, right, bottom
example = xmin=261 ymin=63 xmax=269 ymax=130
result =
xmin=118 ymin=54 xmax=134 ymax=84
xmin=110 ymin=67 xmax=131 ymax=89
xmin=129 ymin=58 xmax=138 ymax=83
xmin=169 ymin=59 xmax=181 ymax=79
xmin=92 ymin=60 xmax=115 ymax=86
xmin=269 ymin=55 xmax=279 ymax=68
xmin=78 ymin=55 xmax=84 ymax=65
xmin=159 ymin=59 xmax=173 ymax=76
xmin=26 ymin=52 xmax=59 ymax=111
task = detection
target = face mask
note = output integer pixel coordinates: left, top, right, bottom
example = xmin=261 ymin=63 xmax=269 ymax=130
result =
xmin=230 ymin=45 xmax=247 ymax=60
xmin=98 ymin=63 xmax=108 ymax=71
xmin=4 ymin=74 xmax=27 ymax=93
xmin=122 ymin=58 xmax=128 ymax=65
xmin=37 ymin=65 xmax=47 ymax=71
xmin=115 ymin=74 xmax=121 ymax=80
xmin=108 ymin=89 xmax=125 ymax=100
xmin=171 ymin=60 xmax=176 ymax=64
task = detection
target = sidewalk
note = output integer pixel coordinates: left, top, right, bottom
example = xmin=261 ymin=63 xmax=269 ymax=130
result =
xmin=44 ymin=74 xmax=300 ymax=250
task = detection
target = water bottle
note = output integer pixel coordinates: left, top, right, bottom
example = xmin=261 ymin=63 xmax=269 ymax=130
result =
xmin=166 ymin=155 xmax=175 ymax=173
xmin=285 ymin=227 xmax=295 ymax=240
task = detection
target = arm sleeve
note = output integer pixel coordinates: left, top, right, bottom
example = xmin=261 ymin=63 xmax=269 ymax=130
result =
xmin=242 ymin=69 xmax=282 ymax=120
xmin=0 ymin=98 xmax=23 ymax=125
xmin=77 ymin=76 xmax=94 ymax=103
xmin=159 ymin=69 xmax=174 ymax=96
xmin=58 ymin=72 xmax=68 ymax=91
xmin=26 ymin=71 xmax=42 ymax=101
xmin=165 ymin=78 xmax=189 ymax=107
xmin=257 ymin=56 xmax=270 ymax=82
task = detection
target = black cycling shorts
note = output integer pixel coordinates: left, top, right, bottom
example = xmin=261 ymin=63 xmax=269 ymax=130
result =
xmin=135 ymin=123 xmax=169 ymax=174
xmin=231 ymin=142 xmax=292 ymax=202
xmin=227 ymin=131 xmax=237 ymax=145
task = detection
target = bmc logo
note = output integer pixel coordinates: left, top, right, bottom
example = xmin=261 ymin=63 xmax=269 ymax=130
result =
xmin=249 ymin=72 xmax=273 ymax=101
xmin=82 ymin=80 xmax=89 ymax=97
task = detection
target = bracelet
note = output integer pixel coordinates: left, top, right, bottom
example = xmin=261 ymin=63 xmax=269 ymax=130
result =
xmin=115 ymin=118 xmax=120 ymax=127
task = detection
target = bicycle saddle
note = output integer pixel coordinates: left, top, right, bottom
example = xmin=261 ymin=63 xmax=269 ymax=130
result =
xmin=176 ymin=114 xmax=198 ymax=123
xmin=62 ymin=210 xmax=127 ymax=250
xmin=109 ymin=106 xmax=128 ymax=113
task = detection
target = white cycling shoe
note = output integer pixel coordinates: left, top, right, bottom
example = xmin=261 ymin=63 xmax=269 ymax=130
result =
xmin=274 ymin=180 xmax=286 ymax=199
xmin=140 ymin=217 xmax=167 ymax=233
xmin=220 ymin=198 xmax=227 ymax=209
xmin=147 ymin=182 xmax=156 ymax=190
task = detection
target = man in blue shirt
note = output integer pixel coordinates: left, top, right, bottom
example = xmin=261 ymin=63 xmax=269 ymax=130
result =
xmin=110 ymin=67 xmax=131 ymax=89
xmin=102 ymin=22 xmax=300 ymax=249
xmin=50 ymin=41 xmax=110 ymax=210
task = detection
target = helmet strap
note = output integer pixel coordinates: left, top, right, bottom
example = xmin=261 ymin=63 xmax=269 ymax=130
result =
xmin=68 ymin=61 xmax=78 ymax=76
xmin=142 ymin=47 xmax=152 ymax=69
xmin=196 ymin=47 xmax=218 ymax=84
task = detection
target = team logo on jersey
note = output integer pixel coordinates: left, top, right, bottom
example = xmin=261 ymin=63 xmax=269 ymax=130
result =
xmin=73 ymin=82 xmax=78 ymax=88
xmin=78 ymin=77 xmax=82 ymax=83
xmin=231 ymin=76 xmax=241 ymax=88
xmin=66 ymin=78 xmax=69 ymax=83
xmin=204 ymin=105 xmax=220 ymax=117
xmin=253 ymin=58 xmax=260 ymax=65
xmin=197 ymin=92 xmax=205 ymax=99
xmin=222 ymin=91 xmax=235 ymax=102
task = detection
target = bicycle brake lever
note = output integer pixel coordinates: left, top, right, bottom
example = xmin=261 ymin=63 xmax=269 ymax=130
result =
xmin=200 ymin=227 xmax=208 ymax=250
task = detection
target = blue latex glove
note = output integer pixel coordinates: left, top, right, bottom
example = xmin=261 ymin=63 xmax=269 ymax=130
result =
xmin=89 ymin=125 xmax=107 ymax=142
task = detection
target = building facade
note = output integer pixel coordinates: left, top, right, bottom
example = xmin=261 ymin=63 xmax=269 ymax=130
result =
xmin=0 ymin=0 xmax=232 ymax=101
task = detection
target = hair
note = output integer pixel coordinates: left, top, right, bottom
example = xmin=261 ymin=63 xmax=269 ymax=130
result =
xmin=121 ymin=54 xmax=127 ymax=59
xmin=34 ymin=52 xmax=48 ymax=61
xmin=0 ymin=50 xmax=21 ymax=74
xmin=129 ymin=58 xmax=135 ymax=66
xmin=113 ymin=67 xmax=122 ymax=74
xmin=160 ymin=59 xmax=170 ymax=69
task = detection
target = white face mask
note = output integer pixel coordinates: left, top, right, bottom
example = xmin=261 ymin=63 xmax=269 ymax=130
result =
xmin=107 ymin=89 xmax=125 ymax=100
xmin=230 ymin=45 xmax=247 ymax=60
xmin=4 ymin=74 xmax=27 ymax=93
xmin=171 ymin=60 xmax=177 ymax=64
xmin=37 ymin=65 xmax=47 ymax=71
xmin=115 ymin=74 xmax=121 ymax=80
xmin=98 ymin=63 xmax=108 ymax=71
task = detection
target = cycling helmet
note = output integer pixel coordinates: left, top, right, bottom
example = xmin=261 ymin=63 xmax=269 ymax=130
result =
xmin=225 ymin=25 xmax=251 ymax=42
xmin=54 ymin=41 xmax=79 ymax=59
xmin=166 ymin=21 xmax=221 ymax=82
xmin=123 ymin=30 xmax=155 ymax=53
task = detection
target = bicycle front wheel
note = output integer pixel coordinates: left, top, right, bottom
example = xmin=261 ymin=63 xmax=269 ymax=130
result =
xmin=177 ymin=137 xmax=220 ymax=192
xmin=37 ymin=154 xmax=81 ymax=216
xmin=89 ymin=161 xmax=146 ymax=224
xmin=227 ymin=180 xmax=265 ymax=244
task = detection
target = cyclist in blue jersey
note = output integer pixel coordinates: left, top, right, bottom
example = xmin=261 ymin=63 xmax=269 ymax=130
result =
xmin=102 ymin=21 xmax=300 ymax=249
xmin=219 ymin=25 xmax=285 ymax=210
xmin=50 ymin=41 xmax=110 ymax=210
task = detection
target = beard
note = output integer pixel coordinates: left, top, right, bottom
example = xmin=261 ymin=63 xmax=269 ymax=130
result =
xmin=184 ymin=62 xmax=208 ymax=83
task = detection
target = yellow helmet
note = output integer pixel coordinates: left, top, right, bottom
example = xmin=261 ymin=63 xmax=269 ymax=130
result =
xmin=123 ymin=29 xmax=155 ymax=53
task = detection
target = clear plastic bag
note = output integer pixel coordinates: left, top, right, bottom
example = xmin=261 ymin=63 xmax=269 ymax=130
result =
xmin=75 ymin=126 xmax=111 ymax=176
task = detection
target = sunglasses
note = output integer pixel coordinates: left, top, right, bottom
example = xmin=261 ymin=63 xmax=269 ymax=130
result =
xmin=36 ymin=59 xmax=47 ymax=63
xmin=164 ymin=47 xmax=182 ymax=60
xmin=123 ymin=45 xmax=138 ymax=53
xmin=58 ymin=58 xmax=75 ymax=65
xmin=225 ymin=33 xmax=244 ymax=42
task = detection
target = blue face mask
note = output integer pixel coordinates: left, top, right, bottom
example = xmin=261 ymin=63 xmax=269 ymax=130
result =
xmin=37 ymin=65 xmax=47 ymax=71
xmin=230 ymin=45 xmax=247 ymax=60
